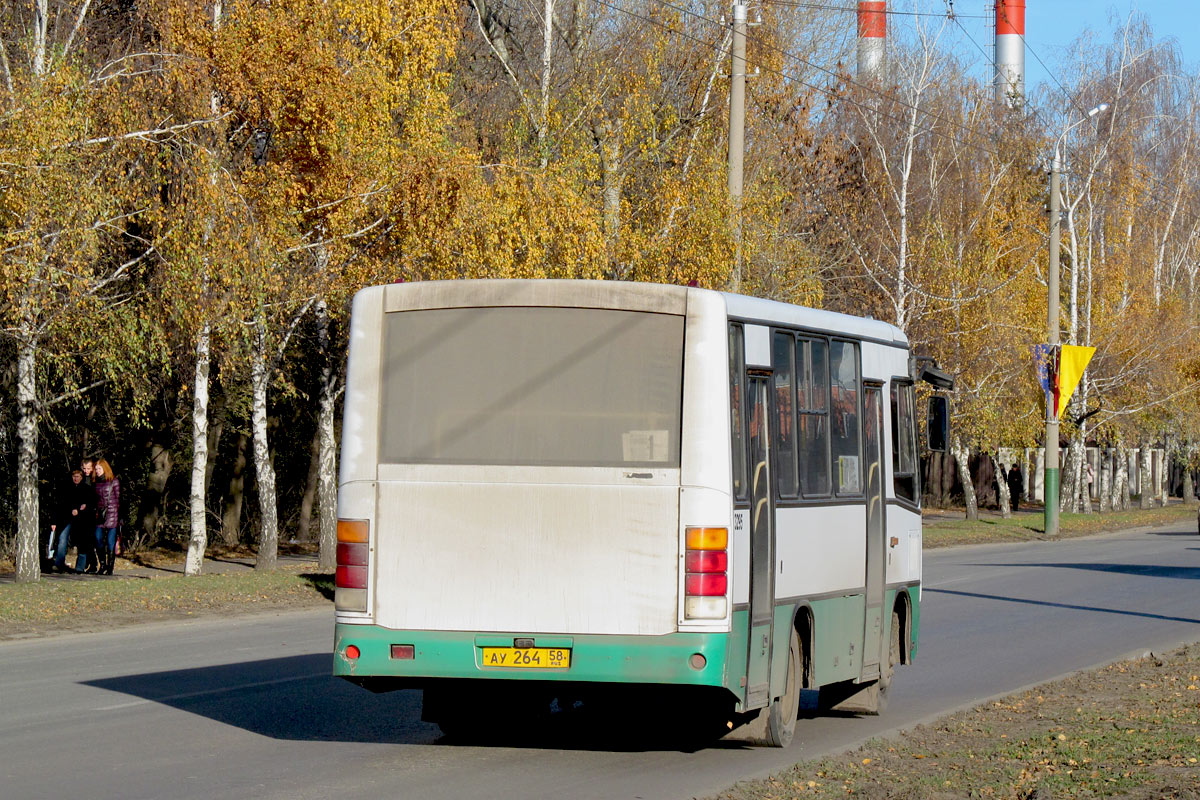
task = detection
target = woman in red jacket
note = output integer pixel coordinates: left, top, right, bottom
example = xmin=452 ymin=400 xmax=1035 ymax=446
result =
xmin=93 ymin=458 xmax=122 ymax=575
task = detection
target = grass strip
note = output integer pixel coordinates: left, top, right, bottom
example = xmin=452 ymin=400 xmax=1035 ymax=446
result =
xmin=924 ymin=504 xmax=1196 ymax=549
xmin=714 ymin=643 xmax=1200 ymax=800
xmin=0 ymin=570 xmax=333 ymax=638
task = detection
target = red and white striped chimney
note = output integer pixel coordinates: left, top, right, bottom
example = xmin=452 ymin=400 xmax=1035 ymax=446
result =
xmin=857 ymin=2 xmax=886 ymax=80
xmin=994 ymin=0 xmax=1025 ymax=107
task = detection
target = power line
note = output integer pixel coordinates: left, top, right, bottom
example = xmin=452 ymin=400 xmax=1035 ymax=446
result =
xmin=992 ymin=3 xmax=1200 ymax=227
xmin=609 ymin=0 xmax=1010 ymax=158
xmin=588 ymin=0 xmax=1198 ymax=234
xmin=758 ymin=0 xmax=987 ymax=19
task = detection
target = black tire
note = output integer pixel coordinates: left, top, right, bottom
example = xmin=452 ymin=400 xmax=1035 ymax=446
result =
xmin=877 ymin=610 xmax=902 ymax=713
xmin=422 ymin=685 xmax=477 ymax=738
xmin=765 ymin=628 xmax=800 ymax=747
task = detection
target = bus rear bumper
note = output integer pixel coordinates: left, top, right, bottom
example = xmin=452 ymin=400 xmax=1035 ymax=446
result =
xmin=334 ymin=624 xmax=730 ymax=688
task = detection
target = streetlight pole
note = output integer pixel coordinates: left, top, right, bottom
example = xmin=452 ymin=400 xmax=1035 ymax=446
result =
xmin=1045 ymin=102 xmax=1108 ymax=537
xmin=1045 ymin=148 xmax=1062 ymax=537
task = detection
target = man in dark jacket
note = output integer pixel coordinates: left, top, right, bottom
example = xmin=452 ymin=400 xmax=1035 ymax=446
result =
xmin=51 ymin=470 xmax=96 ymax=573
xmin=1006 ymin=464 xmax=1024 ymax=512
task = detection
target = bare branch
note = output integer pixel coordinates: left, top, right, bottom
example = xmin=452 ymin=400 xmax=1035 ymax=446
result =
xmin=43 ymin=380 xmax=107 ymax=409
xmin=60 ymin=0 xmax=95 ymax=65
xmin=66 ymin=113 xmax=233 ymax=149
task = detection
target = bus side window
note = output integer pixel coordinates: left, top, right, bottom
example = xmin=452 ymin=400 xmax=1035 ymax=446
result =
xmin=730 ymin=324 xmax=747 ymax=501
xmin=798 ymin=338 xmax=831 ymax=496
xmin=772 ymin=332 xmax=799 ymax=498
xmin=830 ymin=340 xmax=861 ymax=496
xmin=891 ymin=381 xmax=919 ymax=503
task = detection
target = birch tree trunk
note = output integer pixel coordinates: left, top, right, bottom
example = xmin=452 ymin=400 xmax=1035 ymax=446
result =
xmin=32 ymin=0 xmax=48 ymax=77
xmin=252 ymin=317 xmax=279 ymax=570
xmin=316 ymin=300 xmax=339 ymax=572
xmin=570 ymin=0 xmax=587 ymax=49
xmin=1061 ymin=436 xmax=1083 ymax=514
xmin=1118 ymin=444 xmax=1132 ymax=510
xmin=185 ymin=323 xmax=211 ymax=575
xmin=1080 ymin=431 xmax=1093 ymax=514
xmin=1139 ymin=442 xmax=1154 ymax=509
xmin=186 ymin=0 xmax=225 ymax=575
xmin=951 ymin=436 xmax=977 ymax=521
xmin=538 ymin=0 xmax=553 ymax=167
xmin=993 ymin=454 xmax=1011 ymax=518
xmin=15 ymin=333 xmax=40 ymax=583
xmin=596 ymin=119 xmax=623 ymax=276
xmin=1159 ymin=449 xmax=1169 ymax=506
xmin=1098 ymin=450 xmax=1111 ymax=513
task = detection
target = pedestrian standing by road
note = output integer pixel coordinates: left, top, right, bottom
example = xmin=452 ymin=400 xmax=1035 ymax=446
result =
xmin=1007 ymin=464 xmax=1024 ymax=512
xmin=50 ymin=469 xmax=93 ymax=573
xmin=93 ymin=458 xmax=121 ymax=575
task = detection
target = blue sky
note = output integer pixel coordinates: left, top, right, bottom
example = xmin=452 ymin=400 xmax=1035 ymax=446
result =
xmin=893 ymin=1 xmax=1197 ymax=102
xmin=1022 ymin=1 xmax=1195 ymax=90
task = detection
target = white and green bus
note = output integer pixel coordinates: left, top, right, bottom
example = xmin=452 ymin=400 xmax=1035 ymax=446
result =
xmin=333 ymin=280 xmax=950 ymax=745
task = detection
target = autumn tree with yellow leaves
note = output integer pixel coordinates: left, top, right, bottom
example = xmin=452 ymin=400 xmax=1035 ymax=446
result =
xmin=8 ymin=3 xmax=1200 ymax=575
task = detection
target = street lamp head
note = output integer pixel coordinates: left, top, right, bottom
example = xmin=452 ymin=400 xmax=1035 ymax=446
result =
xmin=1087 ymin=103 xmax=1110 ymax=118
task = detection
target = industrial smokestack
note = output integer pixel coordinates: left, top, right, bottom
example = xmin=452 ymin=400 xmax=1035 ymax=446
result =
xmin=994 ymin=0 xmax=1025 ymax=107
xmin=857 ymin=2 xmax=886 ymax=80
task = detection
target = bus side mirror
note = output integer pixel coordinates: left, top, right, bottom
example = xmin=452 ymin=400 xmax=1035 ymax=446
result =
xmin=927 ymin=396 xmax=949 ymax=453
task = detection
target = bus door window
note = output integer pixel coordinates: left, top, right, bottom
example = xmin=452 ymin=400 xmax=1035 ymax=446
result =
xmin=729 ymin=324 xmax=748 ymax=501
xmin=772 ymin=333 xmax=799 ymax=498
xmin=829 ymin=340 xmax=861 ymax=496
xmin=797 ymin=337 xmax=831 ymax=497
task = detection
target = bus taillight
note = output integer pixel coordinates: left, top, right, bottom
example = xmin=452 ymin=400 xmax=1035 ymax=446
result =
xmin=684 ymin=527 xmax=728 ymax=619
xmin=335 ymin=519 xmax=369 ymax=612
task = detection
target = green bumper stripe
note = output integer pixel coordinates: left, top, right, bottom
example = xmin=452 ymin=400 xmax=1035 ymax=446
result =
xmin=335 ymin=625 xmax=730 ymax=687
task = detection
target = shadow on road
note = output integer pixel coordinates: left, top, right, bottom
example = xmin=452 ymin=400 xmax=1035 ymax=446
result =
xmin=84 ymin=653 xmax=440 ymax=745
xmin=968 ymin=562 xmax=1200 ymax=581
xmin=926 ymin=587 xmax=1200 ymax=625
xmin=81 ymin=653 xmax=761 ymax=752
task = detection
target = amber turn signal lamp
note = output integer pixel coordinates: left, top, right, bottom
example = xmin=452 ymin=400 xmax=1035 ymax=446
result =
xmin=337 ymin=519 xmax=369 ymax=543
xmin=685 ymin=527 xmax=728 ymax=550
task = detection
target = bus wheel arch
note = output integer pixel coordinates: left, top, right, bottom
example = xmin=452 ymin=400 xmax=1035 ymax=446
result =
xmin=794 ymin=605 xmax=815 ymax=689
xmin=877 ymin=593 xmax=911 ymax=701
xmin=764 ymin=626 xmax=800 ymax=747
xmin=893 ymin=591 xmax=913 ymax=666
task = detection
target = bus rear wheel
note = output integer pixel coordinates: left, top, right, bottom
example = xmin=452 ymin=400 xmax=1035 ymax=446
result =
xmin=765 ymin=628 xmax=800 ymax=747
xmin=877 ymin=610 xmax=901 ymax=712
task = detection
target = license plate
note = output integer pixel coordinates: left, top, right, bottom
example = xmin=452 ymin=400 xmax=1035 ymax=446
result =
xmin=480 ymin=647 xmax=571 ymax=669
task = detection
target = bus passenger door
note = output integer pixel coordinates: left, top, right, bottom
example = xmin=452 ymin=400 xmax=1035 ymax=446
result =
xmin=745 ymin=374 xmax=775 ymax=708
xmin=861 ymin=384 xmax=886 ymax=679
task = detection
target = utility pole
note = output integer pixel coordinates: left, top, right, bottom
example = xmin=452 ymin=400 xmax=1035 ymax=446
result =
xmin=727 ymin=1 xmax=747 ymax=292
xmin=1045 ymin=103 xmax=1107 ymax=537
xmin=1045 ymin=150 xmax=1061 ymax=538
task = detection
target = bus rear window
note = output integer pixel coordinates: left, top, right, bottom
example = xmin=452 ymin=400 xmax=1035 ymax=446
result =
xmin=380 ymin=306 xmax=684 ymax=467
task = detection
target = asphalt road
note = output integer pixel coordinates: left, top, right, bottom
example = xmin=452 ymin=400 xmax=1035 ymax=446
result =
xmin=3 ymin=522 xmax=1198 ymax=800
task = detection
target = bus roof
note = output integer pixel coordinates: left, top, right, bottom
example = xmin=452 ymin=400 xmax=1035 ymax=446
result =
xmin=364 ymin=279 xmax=907 ymax=348
xmin=719 ymin=291 xmax=908 ymax=349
